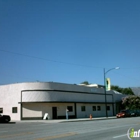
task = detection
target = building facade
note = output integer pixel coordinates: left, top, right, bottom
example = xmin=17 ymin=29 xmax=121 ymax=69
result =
xmin=0 ymin=82 xmax=125 ymax=120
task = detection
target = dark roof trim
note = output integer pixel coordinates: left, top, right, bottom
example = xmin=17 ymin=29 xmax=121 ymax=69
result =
xmin=21 ymin=89 xmax=113 ymax=96
xmin=18 ymin=101 xmax=114 ymax=104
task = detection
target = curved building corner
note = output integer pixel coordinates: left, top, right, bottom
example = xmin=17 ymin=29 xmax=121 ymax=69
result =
xmin=0 ymin=82 xmax=125 ymax=120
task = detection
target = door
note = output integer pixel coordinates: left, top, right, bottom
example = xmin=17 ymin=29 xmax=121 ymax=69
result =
xmin=52 ymin=107 xmax=57 ymax=119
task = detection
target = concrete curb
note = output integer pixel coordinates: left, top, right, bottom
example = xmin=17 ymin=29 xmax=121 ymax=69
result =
xmin=60 ymin=117 xmax=117 ymax=123
xmin=11 ymin=116 xmax=117 ymax=124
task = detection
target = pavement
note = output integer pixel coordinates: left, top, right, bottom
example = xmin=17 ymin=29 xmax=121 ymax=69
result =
xmin=11 ymin=116 xmax=117 ymax=123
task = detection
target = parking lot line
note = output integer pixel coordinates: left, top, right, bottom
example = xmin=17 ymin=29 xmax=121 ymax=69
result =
xmin=113 ymin=134 xmax=127 ymax=139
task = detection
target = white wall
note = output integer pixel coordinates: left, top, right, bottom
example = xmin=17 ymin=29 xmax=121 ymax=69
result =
xmin=22 ymin=91 xmax=113 ymax=104
xmin=0 ymin=84 xmax=22 ymax=120
xmin=0 ymin=82 xmax=123 ymax=120
xmin=22 ymin=103 xmax=75 ymax=120
xmin=76 ymin=103 xmax=113 ymax=118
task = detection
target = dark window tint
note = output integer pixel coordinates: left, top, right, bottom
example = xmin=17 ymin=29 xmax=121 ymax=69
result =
xmin=67 ymin=106 xmax=73 ymax=112
xmin=107 ymin=106 xmax=110 ymax=111
xmin=0 ymin=108 xmax=3 ymax=113
xmin=92 ymin=106 xmax=96 ymax=111
xmin=81 ymin=106 xmax=86 ymax=111
xmin=12 ymin=107 xmax=17 ymax=113
xmin=97 ymin=106 xmax=101 ymax=111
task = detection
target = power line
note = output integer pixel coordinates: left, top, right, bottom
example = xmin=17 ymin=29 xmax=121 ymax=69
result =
xmin=0 ymin=49 xmax=103 ymax=69
xmin=1 ymin=49 xmax=140 ymax=70
xmin=112 ymin=71 xmax=140 ymax=82
xmin=119 ymin=67 xmax=140 ymax=69
xmin=0 ymin=49 xmax=140 ymax=87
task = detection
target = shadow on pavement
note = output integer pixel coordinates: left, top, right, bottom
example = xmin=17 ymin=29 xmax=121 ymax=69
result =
xmin=0 ymin=122 xmax=16 ymax=124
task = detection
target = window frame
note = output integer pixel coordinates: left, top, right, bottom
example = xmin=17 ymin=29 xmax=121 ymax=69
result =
xmin=107 ymin=106 xmax=110 ymax=111
xmin=92 ymin=106 xmax=96 ymax=111
xmin=12 ymin=107 xmax=18 ymax=113
xmin=81 ymin=106 xmax=86 ymax=112
xmin=0 ymin=108 xmax=3 ymax=113
xmin=67 ymin=106 xmax=73 ymax=112
xmin=97 ymin=106 xmax=101 ymax=111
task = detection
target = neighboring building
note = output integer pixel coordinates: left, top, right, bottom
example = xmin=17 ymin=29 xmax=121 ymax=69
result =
xmin=0 ymin=82 xmax=125 ymax=120
xmin=131 ymin=87 xmax=140 ymax=96
xmin=78 ymin=84 xmax=104 ymax=88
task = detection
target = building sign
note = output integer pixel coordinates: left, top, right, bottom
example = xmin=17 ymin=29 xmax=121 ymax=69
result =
xmin=106 ymin=78 xmax=111 ymax=91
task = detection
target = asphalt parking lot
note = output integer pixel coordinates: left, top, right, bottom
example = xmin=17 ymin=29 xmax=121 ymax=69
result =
xmin=0 ymin=117 xmax=140 ymax=140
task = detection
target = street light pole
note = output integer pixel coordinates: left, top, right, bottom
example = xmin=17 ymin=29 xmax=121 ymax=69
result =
xmin=104 ymin=68 xmax=108 ymax=118
xmin=104 ymin=67 xmax=119 ymax=118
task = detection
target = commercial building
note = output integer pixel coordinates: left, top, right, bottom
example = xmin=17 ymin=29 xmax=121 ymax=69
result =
xmin=0 ymin=82 xmax=125 ymax=120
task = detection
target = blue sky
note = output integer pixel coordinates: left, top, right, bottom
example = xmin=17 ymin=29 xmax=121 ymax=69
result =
xmin=0 ymin=0 xmax=140 ymax=87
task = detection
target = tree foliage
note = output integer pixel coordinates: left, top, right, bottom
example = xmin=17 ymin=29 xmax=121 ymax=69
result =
xmin=80 ymin=82 xmax=134 ymax=95
xmin=111 ymin=85 xmax=134 ymax=95
xmin=122 ymin=95 xmax=140 ymax=110
xmin=80 ymin=81 xmax=90 ymax=85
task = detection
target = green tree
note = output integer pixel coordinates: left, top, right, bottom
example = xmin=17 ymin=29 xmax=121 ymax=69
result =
xmin=122 ymin=95 xmax=140 ymax=110
xmin=111 ymin=85 xmax=122 ymax=92
xmin=122 ymin=88 xmax=134 ymax=95
xmin=111 ymin=85 xmax=134 ymax=95
xmin=80 ymin=81 xmax=90 ymax=85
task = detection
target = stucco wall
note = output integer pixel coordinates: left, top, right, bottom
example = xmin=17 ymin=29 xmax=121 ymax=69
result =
xmin=76 ymin=103 xmax=109 ymax=118
xmin=0 ymin=82 xmax=123 ymax=120
xmin=22 ymin=103 xmax=75 ymax=119
xmin=22 ymin=91 xmax=113 ymax=103
xmin=77 ymin=103 xmax=113 ymax=118
xmin=0 ymin=84 xmax=22 ymax=120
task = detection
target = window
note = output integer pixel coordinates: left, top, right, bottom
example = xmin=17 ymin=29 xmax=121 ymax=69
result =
xmin=0 ymin=108 xmax=3 ymax=113
xmin=107 ymin=106 xmax=110 ymax=111
xmin=97 ymin=106 xmax=101 ymax=111
xmin=12 ymin=107 xmax=17 ymax=113
xmin=92 ymin=106 xmax=96 ymax=111
xmin=81 ymin=106 xmax=86 ymax=111
xmin=67 ymin=106 xmax=73 ymax=112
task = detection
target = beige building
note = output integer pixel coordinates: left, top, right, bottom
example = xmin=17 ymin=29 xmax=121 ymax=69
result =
xmin=0 ymin=82 xmax=125 ymax=120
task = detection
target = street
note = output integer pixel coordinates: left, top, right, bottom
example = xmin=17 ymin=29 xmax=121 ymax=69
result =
xmin=0 ymin=117 xmax=140 ymax=140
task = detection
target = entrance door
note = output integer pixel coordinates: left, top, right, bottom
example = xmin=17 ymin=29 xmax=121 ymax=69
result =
xmin=52 ymin=107 xmax=57 ymax=119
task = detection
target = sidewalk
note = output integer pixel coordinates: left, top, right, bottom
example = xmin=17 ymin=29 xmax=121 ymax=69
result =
xmin=11 ymin=116 xmax=116 ymax=124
